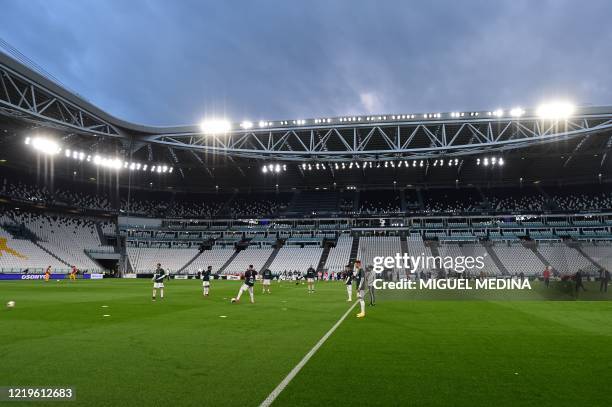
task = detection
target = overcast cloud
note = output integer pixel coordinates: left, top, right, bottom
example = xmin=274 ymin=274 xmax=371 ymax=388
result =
xmin=1 ymin=0 xmax=611 ymax=126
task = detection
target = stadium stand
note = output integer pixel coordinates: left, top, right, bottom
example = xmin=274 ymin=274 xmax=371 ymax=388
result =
xmin=359 ymin=190 xmax=401 ymax=214
xmin=127 ymin=247 xmax=201 ymax=273
xmin=324 ymin=235 xmax=353 ymax=273
xmin=2 ymin=210 xmax=108 ymax=271
xmin=189 ymin=248 xmax=236 ymax=273
xmin=223 ymin=247 xmax=274 ymax=274
xmin=268 ymin=246 xmax=323 ymax=274
xmin=536 ymin=242 xmax=593 ymax=275
xmin=358 ymin=236 xmax=402 ymax=271
xmin=493 ymin=242 xmax=546 ymax=276
xmin=581 ymin=242 xmax=612 ymax=271
xmin=0 ymin=226 xmax=67 ymax=272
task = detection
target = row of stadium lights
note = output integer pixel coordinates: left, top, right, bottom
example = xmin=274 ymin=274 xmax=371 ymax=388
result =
xmin=203 ymin=102 xmax=575 ymax=134
xmin=476 ymin=157 xmax=505 ymax=166
xmin=262 ymin=157 xmax=504 ymax=173
xmin=24 ymin=137 xmax=173 ymax=174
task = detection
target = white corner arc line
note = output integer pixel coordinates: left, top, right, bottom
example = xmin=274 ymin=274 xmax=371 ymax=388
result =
xmin=259 ymin=301 xmax=358 ymax=407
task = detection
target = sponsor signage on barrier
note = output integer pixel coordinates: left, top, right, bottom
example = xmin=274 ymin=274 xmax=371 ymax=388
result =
xmin=124 ymin=274 xmax=137 ymax=279
xmin=226 ymin=275 xmax=241 ymax=280
xmin=0 ymin=274 xmax=101 ymax=280
xmin=0 ymin=274 xmax=66 ymax=280
xmin=173 ymin=275 xmax=188 ymax=280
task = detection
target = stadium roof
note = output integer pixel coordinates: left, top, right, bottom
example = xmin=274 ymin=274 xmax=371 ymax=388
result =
xmin=0 ymin=48 xmax=611 ymax=192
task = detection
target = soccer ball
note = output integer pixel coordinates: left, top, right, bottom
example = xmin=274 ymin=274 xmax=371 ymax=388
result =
xmin=230 ymin=298 xmax=237 ymax=303
xmin=6 ymin=301 xmax=15 ymax=308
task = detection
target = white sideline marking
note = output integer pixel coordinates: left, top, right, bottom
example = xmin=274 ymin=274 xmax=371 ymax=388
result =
xmin=259 ymin=301 xmax=358 ymax=407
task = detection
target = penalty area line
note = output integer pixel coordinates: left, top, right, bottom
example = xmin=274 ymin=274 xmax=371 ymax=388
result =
xmin=259 ymin=301 xmax=358 ymax=407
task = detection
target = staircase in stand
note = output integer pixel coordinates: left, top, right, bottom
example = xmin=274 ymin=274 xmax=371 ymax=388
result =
xmin=483 ymin=242 xmax=510 ymax=275
xmin=565 ymin=241 xmax=603 ymax=270
xmin=348 ymin=235 xmax=360 ymax=266
xmin=316 ymin=241 xmax=332 ymax=272
xmin=177 ymin=250 xmax=204 ymax=274
xmin=523 ymin=240 xmax=550 ymax=266
xmin=33 ymin=241 xmax=71 ymax=267
xmin=218 ymin=250 xmax=241 ymax=274
xmin=261 ymin=245 xmax=282 ymax=271
xmin=95 ymin=222 xmax=108 ymax=245
xmin=399 ymin=234 xmax=409 ymax=278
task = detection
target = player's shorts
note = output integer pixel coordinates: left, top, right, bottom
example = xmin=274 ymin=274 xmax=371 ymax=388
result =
xmin=241 ymin=284 xmax=252 ymax=291
xmin=202 ymin=281 xmax=210 ymax=287
xmin=358 ymin=289 xmax=365 ymax=299
xmin=263 ymin=279 xmax=271 ymax=285
xmin=307 ymin=278 xmax=314 ymax=283
xmin=154 ymin=282 xmax=164 ymax=289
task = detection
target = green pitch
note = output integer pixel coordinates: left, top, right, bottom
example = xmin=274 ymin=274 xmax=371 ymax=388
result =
xmin=0 ymin=279 xmax=611 ymax=407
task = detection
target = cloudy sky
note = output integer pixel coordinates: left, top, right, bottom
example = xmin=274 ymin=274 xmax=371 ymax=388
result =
xmin=1 ymin=0 xmax=611 ymax=126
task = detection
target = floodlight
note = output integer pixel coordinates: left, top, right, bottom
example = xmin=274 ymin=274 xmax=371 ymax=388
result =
xmin=65 ymin=149 xmax=71 ymax=157
xmin=536 ymin=102 xmax=575 ymax=119
xmin=510 ymin=107 xmax=525 ymax=117
xmin=492 ymin=109 xmax=504 ymax=117
xmin=240 ymin=121 xmax=253 ymax=129
xmin=24 ymin=137 xmax=31 ymax=145
xmin=200 ymin=119 xmax=231 ymax=134
xmin=31 ymin=137 xmax=61 ymax=155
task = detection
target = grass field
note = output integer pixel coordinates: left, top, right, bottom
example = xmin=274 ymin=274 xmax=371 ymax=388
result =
xmin=1 ymin=279 xmax=611 ymax=407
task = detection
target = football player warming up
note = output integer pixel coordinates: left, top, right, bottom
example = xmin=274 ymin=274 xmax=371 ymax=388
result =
xmin=306 ymin=265 xmax=316 ymax=293
xmin=201 ymin=266 xmax=212 ymax=296
xmin=354 ymin=260 xmax=366 ymax=318
xmin=232 ymin=265 xmax=257 ymax=304
xmin=152 ymin=263 xmax=166 ymax=301
xmin=262 ymin=268 xmax=272 ymax=294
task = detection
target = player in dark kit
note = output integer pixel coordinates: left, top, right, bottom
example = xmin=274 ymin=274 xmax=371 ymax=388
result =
xmin=262 ymin=268 xmax=272 ymax=294
xmin=600 ymin=269 xmax=610 ymax=292
xmin=232 ymin=265 xmax=257 ymax=303
xmin=152 ymin=263 xmax=166 ymax=301
xmin=354 ymin=260 xmax=366 ymax=318
xmin=306 ymin=265 xmax=316 ymax=293
xmin=201 ymin=266 xmax=212 ymax=296
xmin=575 ymin=269 xmax=587 ymax=294
xmin=345 ymin=264 xmax=353 ymax=301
